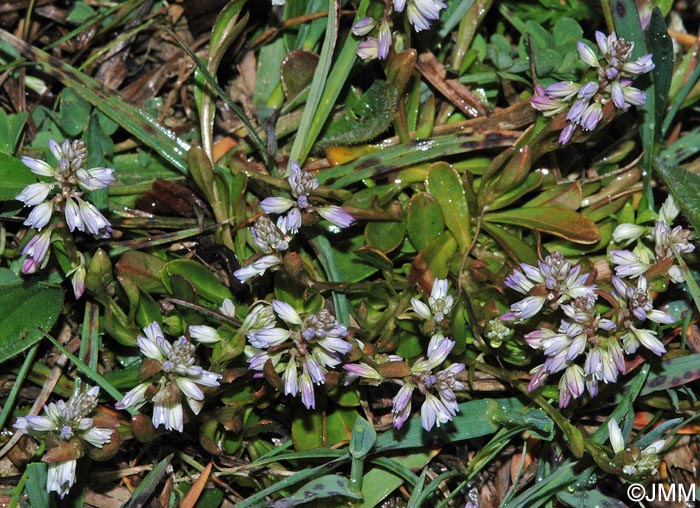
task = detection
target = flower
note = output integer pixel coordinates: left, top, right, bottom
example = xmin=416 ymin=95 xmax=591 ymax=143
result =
xmin=14 ymin=385 xmax=113 ymax=498
xmin=245 ymin=302 xmax=352 ymax=409
xmin=16 ymin=139 xmax=114 ymax=236
xmin=608 ymin=418 xmax=665 ymax=480
xmin=389 ymin=333 xmax=464 ymax=430
xmin=501 ymin=252 xmax=595 ymax=321
xmin=530 ymin=31 xmax=653 ymax=144
xmin=115 ymin=322 xmax=222 ymax=432
xmin=21 ymin=227 xmax=53 ymax=274
xmin=394 ymin=0 xmax=447 ymax=32
xmin=260 ymin=161 xmax=354 ymax=233
xmin=411 ymin=278 xmax=454 ymax=323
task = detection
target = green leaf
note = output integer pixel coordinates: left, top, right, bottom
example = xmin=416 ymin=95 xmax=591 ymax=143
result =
xmin=349 ymin=416 xmax=377 ymax=459
xmin=407 ymin=193 xmax=445 ymax=251
xmin=288 ymin=0 xmax=339 ymax=166
xmin=0 ymin=109 xmax=28 ymax=154
xmin=557 ymin=488 xmax=628 ymax=508
xmin=60 ymin=88 xmax=92 ymax=136
xmin=640 ymin=354 xmax=700 ymax=395
xmin=426 ymin=162 xmax=471 ymax=251
xmin=319 ymin=80 xmax=398 ymax=147
xmin=162 ymin=259 xmax=233 ymax=304
xmin=123 ymin=454 xmax=173 ymax=508
xmin=359 ymin=451 xmax=434 ymax=508
xmin=270 ymin=475 xmax=362 ymax=508
xmin=645 ymin=8 xmax=673 ymax=140
xmin=115 ymin=251 xmax=167 ymax=294
xmin=0 ymin=283 xmax=63 ymax=364
xmin=484 ymin=206 xmax=600 ymax=244
xmin=0 ymin=152 xmax=35 ymax=200
xmin=654 ymin=158 xmax=700 ymax=235
xmin=25 ymin=462 xmax=50 ymax=508
xmin=365 ymin=220 xmax=406 ymax=253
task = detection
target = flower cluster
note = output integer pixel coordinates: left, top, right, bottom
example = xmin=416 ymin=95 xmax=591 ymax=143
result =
xmin=16 ymin=138 xmax=115 ymax=297
xmin=611 ymin=197 xmax=694 ymax=283
xmin=17 ymin=139 xmax=114 ymax=235
xmin=14 ymin=386 xmax=114 ymax=498
xmin=245 ymin=301 xmax=352 ymax=409
xmin=411 ymin=278 xmax=454 ymax=324
xmin=531 ymin=31 xmax=654 ymax=144
xmin=346 ymin=279 xmax=464 ymax=431
xmin=502 ymin=251 xmax=676 ymax=407
xmin=501 ymin=251 xmax=596 ymax=321
xmin=261 ymin=161 xmax=354 ymax=233
xmin=234 ymin=215 xmax=292 ymax=283
xmin=352 ymin=0 xmax=446 ymax=60
xmin=115 ymin=322 xmax=222 ymax=432
xmin=345 ymin=332 xmax=464 ymax=431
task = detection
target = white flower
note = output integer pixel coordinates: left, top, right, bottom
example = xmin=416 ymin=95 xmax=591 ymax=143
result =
xmin=411 ymin=278 xmax=454 ymax=323
xmin=13 ymin=385 xmax=113 ymax=498
xmin=115 ymin=322 xmax=222 ymax=432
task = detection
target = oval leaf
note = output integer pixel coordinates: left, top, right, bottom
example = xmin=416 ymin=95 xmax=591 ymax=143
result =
xmin=407 ymin=193 xmax=445 ymax=251
xmin=484 ymin=206 xmax=600 ymax=244
xmin=426 ymin=162 xmax=471 ymax=251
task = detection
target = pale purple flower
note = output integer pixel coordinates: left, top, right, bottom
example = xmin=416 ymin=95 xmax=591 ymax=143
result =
xmin=420 ymin=393 xmax=452 ymax=430
xmin=24 ymin=201 xmax=54 ymax=230
xmin=115 ymin=322 xmax=222 ymax=432
xmin=21 ymin=228 xmax=53 ymax=274
xmin=16 ymin=139 xmax=114 ymax=237
xmin=245 ymin=302 xmax=351 ymax=409
xmin=16 ymin=182 xmax=53 ymax=207
xmin=610 ymin=249 xmax=649 ymax=279
xmin=400 ymin=0 xmax=447 ymax=31
xmin=234 ymin=254 xmax=283 ymax=283
xmin=75 ymin=167 xmax=115 ymax=192
xmin=357 ymin=38 xmax=380 ymax=60
xmin=502 ymin=252 xmax=595 ymax=321
xmin=13 ymin=385 xmax=112 ymax=498
xmin=261 ymin=161 xmax=353 ymax=233
xmin=391 ymin=383 xmax=415 ymax=429
xmin=352 ymin=17 xmax=375 ymax=36
xmin=577 ymin=41 xmax=599 ymax=68
xmin=377 ymin=21 xmax=391 ymax=59
xmin=317 ymin=205 xmax=355 ymax=229
xmin=411 ymin=278 xmax=454 ymax=323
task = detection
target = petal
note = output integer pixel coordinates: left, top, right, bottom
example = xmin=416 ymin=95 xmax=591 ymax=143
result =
xmin=260 ymin=196 xmax=294 ymax=214
xmin=272 ymin=300 xmax=302 ymax=325
xmin=176 ymin=377 xmax=204 ymax=401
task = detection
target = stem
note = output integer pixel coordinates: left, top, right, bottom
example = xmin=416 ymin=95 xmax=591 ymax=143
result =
xmin=348 ymin=456 xmax=364 ymax=494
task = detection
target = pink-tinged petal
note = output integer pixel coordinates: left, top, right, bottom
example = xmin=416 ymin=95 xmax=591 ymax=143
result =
xmin=24 ymin=200 xmax=55 ymax=230
xmin=16 ymin=182 xmax=53 ymax=206
xmin=71 ymin=265 xmax=86 ymax=299
xmin=299 ymin=371 xmax=315 ymax=409
xmin=21 ymin=156 xmax=54 ymax=177
xmin=317 ymin=206 xmax=355 ymax=228
xmin=343 ymin=362 xmax=382 ymax=380
xmin=577 ymin=41 xmax=599 ymax=67
xmin=63 ymin=198 xmax=82 ymax=232
xmin=115 ymin=382 xmax=151 ymax=410
xmin=352 ymin=17 xmax=375 ymax=36
xmin=283 ymin=360 xmax=298 ymax=396
xmin=260 ymin=196 xmax=295 ymax=214
xmin=357 ymin=38 xmax=379 ymax=60
xmin=272 ymin=299 xmax=302 ymax=325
